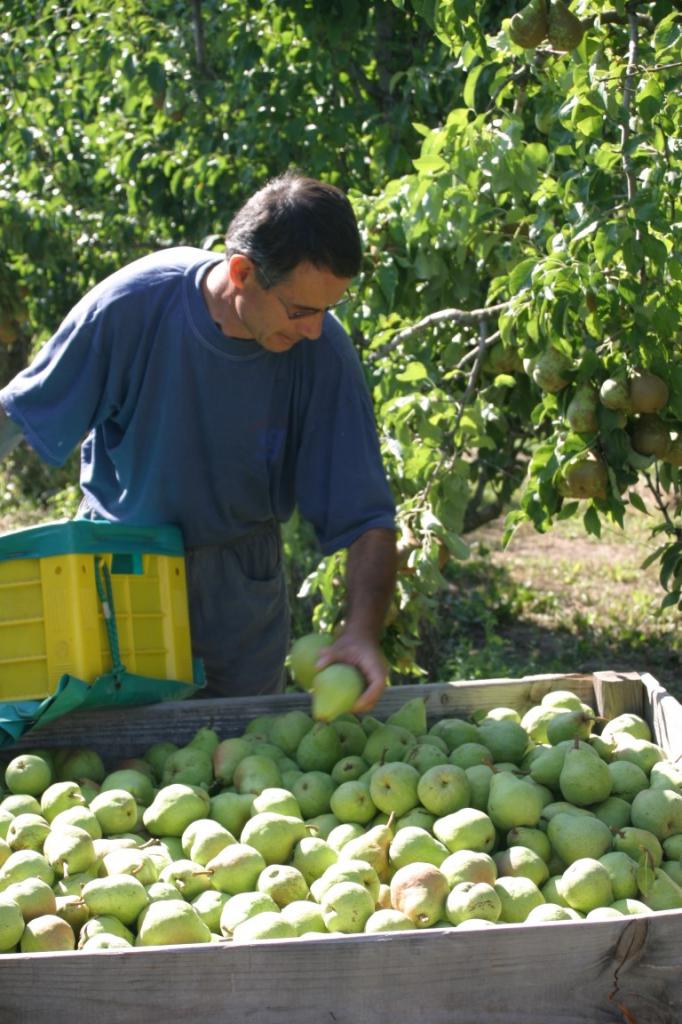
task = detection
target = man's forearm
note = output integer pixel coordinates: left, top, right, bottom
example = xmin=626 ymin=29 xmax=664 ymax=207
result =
xmin=344 ymin=527 xmax=397 ymax=640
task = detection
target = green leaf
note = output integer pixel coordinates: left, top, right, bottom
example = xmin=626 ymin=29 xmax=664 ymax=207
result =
xmin=396 ymin=362 xmax=429 ymax=383
xmin=583 ymin=506 xmax=601 ymax=538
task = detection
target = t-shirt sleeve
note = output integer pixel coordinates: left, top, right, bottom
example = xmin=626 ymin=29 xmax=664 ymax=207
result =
xmin=294 ymin=327 xmax=396 ymax=555
xmin=0 ymin=306 xmax=123 ymax=467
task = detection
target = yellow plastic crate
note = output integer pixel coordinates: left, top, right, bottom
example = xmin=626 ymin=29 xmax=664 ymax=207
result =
xmin=0 ymin=521 xmax=194 ymax=701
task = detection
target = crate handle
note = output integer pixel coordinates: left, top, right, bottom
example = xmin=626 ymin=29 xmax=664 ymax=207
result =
xmin=94 ymin=556 xmax=127 ymax=686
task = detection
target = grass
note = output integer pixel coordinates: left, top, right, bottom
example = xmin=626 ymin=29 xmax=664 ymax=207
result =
xmin=418 ymin=504 xmax=682 ymax=701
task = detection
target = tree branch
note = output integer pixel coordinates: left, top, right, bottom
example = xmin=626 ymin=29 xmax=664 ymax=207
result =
xmin=368 ymin=300 xmax=512 ymax=361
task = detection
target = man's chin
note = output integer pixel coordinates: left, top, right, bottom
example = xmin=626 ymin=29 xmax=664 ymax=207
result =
xmin=263 ymin=333 xmax=298 ymax=352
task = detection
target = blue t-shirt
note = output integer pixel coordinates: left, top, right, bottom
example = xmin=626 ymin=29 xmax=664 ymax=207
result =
xmin=0 ymin=247 xmax=395 ymax=551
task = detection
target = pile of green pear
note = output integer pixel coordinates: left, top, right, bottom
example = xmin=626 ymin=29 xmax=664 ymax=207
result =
xmin=0 ymin=683 xmax=681 ymax=954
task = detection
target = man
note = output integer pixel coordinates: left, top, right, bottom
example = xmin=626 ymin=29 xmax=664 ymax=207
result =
xmin=0 ymin=171 xmax=397 ymax=712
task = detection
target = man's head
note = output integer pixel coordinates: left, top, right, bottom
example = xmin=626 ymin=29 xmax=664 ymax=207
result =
xmin=225 ymin=170 xmax=362 ymax=287
xmin=217 ymin=171 xmax=361 ymax=352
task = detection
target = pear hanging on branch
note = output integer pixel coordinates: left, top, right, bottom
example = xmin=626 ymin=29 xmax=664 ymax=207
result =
xmin=547 ymin=0 xmax=584 ymax=51
xmin=509 ymin=0 xmax=548 ymax=49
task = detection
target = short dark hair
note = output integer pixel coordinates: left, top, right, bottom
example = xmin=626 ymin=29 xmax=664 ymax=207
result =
xmin=225 ymin=170 xmax=362 ymax=286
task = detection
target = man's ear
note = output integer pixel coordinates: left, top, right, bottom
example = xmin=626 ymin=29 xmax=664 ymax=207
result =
xmin=227 ymin=253 xmax=255 ymax=290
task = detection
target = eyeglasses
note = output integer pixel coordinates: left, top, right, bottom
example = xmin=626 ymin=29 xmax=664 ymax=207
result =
xmin=252 ymin=260 xmax=349 ymax=321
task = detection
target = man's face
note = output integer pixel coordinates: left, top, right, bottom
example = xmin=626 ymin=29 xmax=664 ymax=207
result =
xmin=232 ymin=259 xmax=352 ymax=353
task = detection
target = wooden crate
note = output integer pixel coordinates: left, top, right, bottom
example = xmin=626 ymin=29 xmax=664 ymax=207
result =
xmin=1 ymin=670 xmax=681 ymax=1024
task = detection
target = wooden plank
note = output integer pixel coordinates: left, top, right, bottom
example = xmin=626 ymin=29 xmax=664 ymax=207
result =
xmin=2 ymin=673 xmax=597 ymax=760
xmin=640 ymin=672 xmax=682 ymax=762
xmin=593 ymin=671 xmax=645 ymax=722
xmin=0 ymin=914 xmax=680 ymax=1024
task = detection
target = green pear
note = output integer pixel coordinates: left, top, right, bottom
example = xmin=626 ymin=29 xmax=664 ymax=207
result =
xmin=403 ymin=744 xmax=448 ymax=775
xmin=494 ymin=846 xmax=549 ymax=888
xmin=311 ymin=664 xmax=364 ymax=722
xmin=303 ymin=813 xmax=339 ymax=841
xmin=326 ymin=822 xmax=365 ymax=852
xmin=137 ymin=898 xmax=212 ymax=945
xmin=520 ymin=706 xmax=555 ymax=744
xmin=636 ymin=851 xmax=682 ymax=911
xmin=389 ymin=862 xmax=449 ymax=928
xmin=269 ymin=710 xmax=314 ymax=755
xmin=332 ymin=719 xmax=368 ymax=758
xmin=612 ymin=737 xmax=665 ymax=775
xmin=90 ymin=788 xmax=138 ymax=835
xmin=240 ymin=812 xmax=308 ymax=865
xmin=662 ymin=835 xmax=682 ymax=860
xmin=494 ymin=876 xmax=545 ymax=922
xmin=0 ymin=895 xmax=25 ymax=951
xmin=100 ymin=769 xmax=155 ymax=807
xmin=209 ymin=791 xmax=253 ymax=835
xmin=630 ymin=787 xmax=682 ymax=840
xmin=311 ymin=858 xmax=381 ymax=905
xmin=610 ymin=897 xmax=650 ymax=915
xmin=321 ymin=880 xmax=375 ymax=933
xmin=477 ymin=719 xmax=529 ymax=765
xmin=541 ymin=690 xmax=585 ymax=711
xmin=339 ymin=817 xmax=394 ymax=880
xmin=56 ymin=748 xmax=106 ymax=785
xmin=143 ymin=741 xmax=178 ymax=781
xmin=547 ymin=812 xmax=612 ymax=864
xmin=599 ymin=851 xmax=638 ymax=901
xmin=613 ymin=826 xmax=663 ymax=867
xmin=540 ymin=800 xmax=595 ymax=829
xmin=219 ymin=891 xmax=278 ymax=935
xmin=50 ymin=804 xmax=103 ymax=839
xmin=440 ymin=850 xmax=497 ymax=888
xmin=529 ymin=346 xmax=572 ymax=392
xmin=78 ymin=914 xmax=135 ymax=947
xmin=331 ymin=755 xmax=370 ymax=784
xmin=102 ymin=847 xmax=159 ymax=886
xmin=6 ymin=813 xmax=50 ymax=852
xmin=546 ymin=710 xmax=596 ymax=745
xmin=20 ymin=913 xmax=75 ymax=952
xmin=54 ymin=893 xmax=89 ymax=934
xmin=608 ymin=760 xmax=649 ymax=801
xmin=660 ymin=861 xmax=682 ymax=889
xmin=233 ymin=754 xmax=282 ymax=795
xmin=251 ymin=787 xmax=302 ymax=819
xmin=507 ymin=826 xmax=552 ymax=863
xmin=369 ymin=763 xmax=420 ymax=817
xmin=364 ymin=908 xmax=414 ymax=933
xmin=159 ymin=858 xmax=213 ymax=900
xmin=559 ymin=742 xmax=612 ymax=806
xmin=557 ymin=857 xmax=613 ymax=913
xmin=591 ymin=797 xmax=631 ymax=831
xmin=446 ymin=881 xmax=501 ymax=925
xmin=292 ymin=771 xmax=336 ymax=818
xmin=296 ymin=723 xmax=342 ymax=773
xmin=207 ymin=842 xmax=266 ymax=895
xmin=257 ymin=864 xmax=309 ymax=907
xmin=292 ymin=836 xmax=338 ymax=884
xmin=448 ymin=743 xmax=493 ymax=770
xmin=4 ymin=877 xmax=56 ymax=923
xmin=386 ymin=697 xmax=428 ymax=737
xmin=650 ymin=761 xmax=682 ymax=795
xmin=389 ymin=827 xmax=449 ymax=870
xmin=0 ymin=849 xmax=55 ymax=890
xmin=232 ymin=910 xmax=296 ymax=942
xmin=212 ymin=737 xmax=252 ymax=786
xmin=3 ymin=754 xmax=53 ymax=797
xmin=433 ymin=808 xmax=496 ymax=854
xmin=362 ymin=724 xmax=414 ymax=765
xmin=428 ymin=718 xmax=479 ymax=751
xmin=541 ymin=875 xmax=569 ymax=906
xmin=566 ymin=385 xmax=599 ymax=434
xmin=162 ymin=746 xmax=213 ymax=788
xmin=288 ymin=632 xmax=333 ymax=691
xmin=509 ymin=0 xmax=548 ymax=48
xmin=280 ymin=900 xmax=328 ymax=935
xmin=396 ymin=807 xmax=436 ymax=833
xmin=416 ymin=764 xmax=470 ymax=817
xmin=43 ymin=824 xmax=97 ymax=877
xmin=40 ymin=781 xmax=86 ymax=822
xmin=602 ymin=713 xmax=652 ymax=745
xmin=487 ymin=772 xmax=544 ymax=831
xmin=526 ymin=903 xmax=575 ymax=922
xmin=142 ymin=784 xmax=209 ymax=837
xmin=465 ymin=764 xmax=494 ymax=811
xmin=329 ymin=780 xmax=377 ymax=825
xmin=181 ymin=819 xmax=235 ymax=866
xmin=82 ymin=873 xmax=149 ymax=925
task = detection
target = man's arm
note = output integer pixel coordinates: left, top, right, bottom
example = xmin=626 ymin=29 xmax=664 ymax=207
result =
xmin=314 ymin=526 xmax=397 ymax=714
xmin=0 ymin=406 xmax=23 ymax=460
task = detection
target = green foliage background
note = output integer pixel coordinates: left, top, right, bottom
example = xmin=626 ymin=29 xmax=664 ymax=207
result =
xmin=0 ymin=0 xmax=680 ymax=674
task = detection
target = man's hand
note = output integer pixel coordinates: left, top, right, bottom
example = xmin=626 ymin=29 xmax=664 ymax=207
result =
xmin=314 ymin=527 xmax=397 ymax=715
xmin=313 ymin=627 xmax=389 ymax=715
